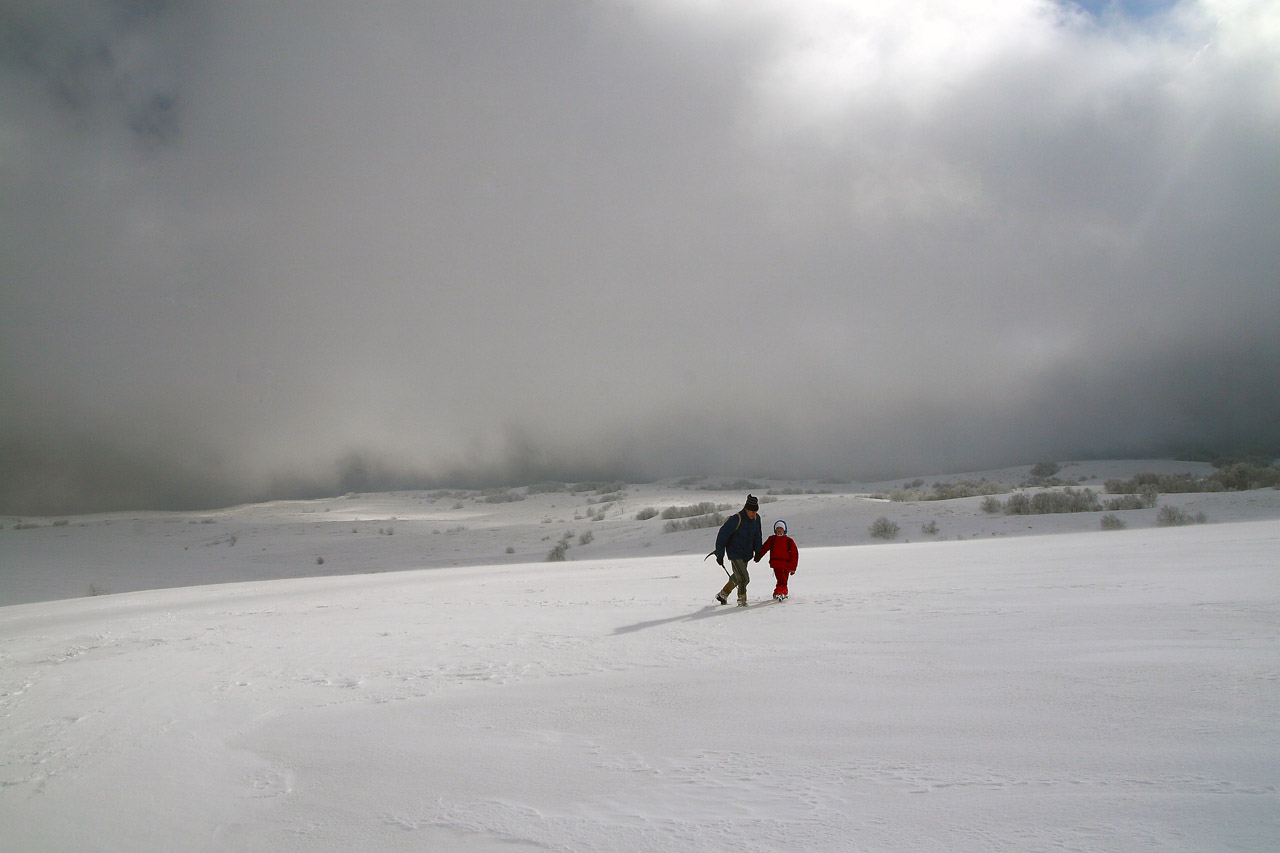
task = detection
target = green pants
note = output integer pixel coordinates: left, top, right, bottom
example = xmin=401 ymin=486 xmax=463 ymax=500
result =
xmin=719 ymin=559 xmax=750 ymax=603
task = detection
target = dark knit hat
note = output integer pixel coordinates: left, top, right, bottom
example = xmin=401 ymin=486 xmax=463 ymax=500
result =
xmin=744 ymin=494 xmax=759 ymax=512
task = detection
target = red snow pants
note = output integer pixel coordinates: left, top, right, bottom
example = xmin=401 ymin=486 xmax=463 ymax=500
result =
xmin=773 ymin=567 xmax=790 ymax=597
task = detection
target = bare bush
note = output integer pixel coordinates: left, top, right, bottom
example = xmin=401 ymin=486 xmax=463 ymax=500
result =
xmin=1029 ymin=487 xmax=1101 ymax=514
xmin=869 ymin=517 xmax=900 ymax=540
xmin=886 ymin=480 xmax=1008 ymax=502
xmin=1004 ymin=493 xmax=1030 ymax=515
xmin=661 ymin=502 xmax=730 ymax=520
xmin=995 ymin=487 xmax=1100 ymax=515
xmin=545 ymin=532 xmax=574 ymax=561
xmin=1156 ymin=506 xmax=1207 ymax=527
xmin=1030 ymin=461 xmax=1062 ymax=480
xmin=1104 ymin=494 xmax=1150 ymax=511
xmin=1100 ymin=514 xmax=1126 ymax=531
xmin=1105 ymin=462 xmax=1280 ymax=496
xmin=663 ymin=512 xmax=725 ymax=533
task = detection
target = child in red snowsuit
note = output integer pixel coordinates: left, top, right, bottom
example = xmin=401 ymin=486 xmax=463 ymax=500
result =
xmin=756 ymin=520 xmax=799 ymax=601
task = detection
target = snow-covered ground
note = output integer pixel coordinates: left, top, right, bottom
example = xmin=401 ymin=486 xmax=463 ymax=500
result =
xmin=2 ymin=460 xmax=1278 ymax=850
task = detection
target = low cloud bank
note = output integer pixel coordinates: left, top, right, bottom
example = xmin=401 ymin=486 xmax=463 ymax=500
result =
xmin=2 ymin=1 xmax=1277 ymax=513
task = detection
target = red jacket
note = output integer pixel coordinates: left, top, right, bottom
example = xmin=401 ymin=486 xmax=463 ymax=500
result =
xmin=758 ymin=534 xmax=798 ymax=572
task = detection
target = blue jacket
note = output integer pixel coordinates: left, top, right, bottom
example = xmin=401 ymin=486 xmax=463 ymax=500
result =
xmin=716 ymin=511 xmax=763 ymax=562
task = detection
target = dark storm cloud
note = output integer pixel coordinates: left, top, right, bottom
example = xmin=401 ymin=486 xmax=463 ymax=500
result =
xmin=2 ymin=0 xmax=1277 ymax=514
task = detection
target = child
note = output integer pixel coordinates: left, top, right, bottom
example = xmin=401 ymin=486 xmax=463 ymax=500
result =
xmin=756 ymin=520 xmax=798 ymax=601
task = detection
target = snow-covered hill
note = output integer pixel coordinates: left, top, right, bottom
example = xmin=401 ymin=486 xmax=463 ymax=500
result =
xmin=6 ymin=459 xmax=1277 ymax=607
xmin=1 ymin=461 xmax=1278 ymax=850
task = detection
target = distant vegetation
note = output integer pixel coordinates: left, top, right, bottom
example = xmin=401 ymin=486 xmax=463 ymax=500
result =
xmin=869 ymin=517 xmax=900 ymax=540
xmin=698 ymin=480 xmax=761 ymax=492
xmin=767 ymin=487 xmax=832 ymax=495
xmin=982 ymin=486 xmax=1159 ymax=516
xmin=1106 ymin=462 xmax=1280 ymax=495
xmin=1157 ymin=506 xmax=1208 ymax=527
xmin=545 ymin=531 xmax=575 ymax=561
xmin=1029 ymin=461 xmax=1062 ymax=480
xmin=882 ymin=480 xmax=1008 ymax=502
xmin=661 ymin=502 xmax=732 ymax=520
xmin=663 ymin=513 xmax=725 ymax=533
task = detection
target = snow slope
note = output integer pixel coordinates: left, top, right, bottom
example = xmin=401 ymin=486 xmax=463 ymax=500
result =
xmin=6 ymin=458 xmax=1277 ymax=608
xmin=1 ymin=463 xmax=1278 ymax=850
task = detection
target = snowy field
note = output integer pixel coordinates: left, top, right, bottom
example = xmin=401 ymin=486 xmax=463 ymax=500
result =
xmin=2 ymin=461 xmax=1278 ymax=851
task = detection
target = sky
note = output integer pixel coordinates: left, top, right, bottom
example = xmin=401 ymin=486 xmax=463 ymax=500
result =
xmin=2 ymin=0 xmax=1278 ymax=515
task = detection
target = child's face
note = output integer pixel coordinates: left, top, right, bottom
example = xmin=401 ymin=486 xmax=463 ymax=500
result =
xmin=775 ymin=526 xmax=785 ymax=535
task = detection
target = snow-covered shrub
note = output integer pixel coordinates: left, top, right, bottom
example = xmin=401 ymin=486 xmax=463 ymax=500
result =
xmin=1104 ymin=494 xmax=1149 ymax=511
xmin=663 ymin=513 xmax=725 ymax=533
xmin=885 ymin=480 xmax=1007 ymax=502
xmin=1029 ymin=461 xmax=1061 ymax=480
xmin=661 ymin=502 xmax=730 ymax=520
xmin=1029 ymin=487 xmax=1100 ymax=514
xmin=635 ymin=507 xmax=659 ymax=521
xmin=1004 ymin=493 xmax=1031 ymax=515
xmin=998 ymin=487 xmax=1099 ymax=515
xmin=869 ymin=517 xmax=899 ymax=540
xmin=545 ymin=532 xmax=575 ymax=561
xmin=1156 ymin=506 xmax=1206 ymax=527
xmin=1100 ymin=515 xmax=1126 ymax=531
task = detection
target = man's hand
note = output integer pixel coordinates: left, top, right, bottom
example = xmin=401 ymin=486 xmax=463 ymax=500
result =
xmin=716 ymin=555 xmax=724 ymax=567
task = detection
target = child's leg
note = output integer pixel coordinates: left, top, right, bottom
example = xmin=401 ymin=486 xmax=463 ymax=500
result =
xmin=773 ymin=567 xmax=788 ymax=596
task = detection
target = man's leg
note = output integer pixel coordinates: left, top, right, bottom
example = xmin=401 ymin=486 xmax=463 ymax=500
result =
xmin=731 ymin=559 xmax=750 ymax=604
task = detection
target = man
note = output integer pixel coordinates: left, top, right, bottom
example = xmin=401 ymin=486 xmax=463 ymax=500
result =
xmin=714 ymin=494 xmax=764 ymax=607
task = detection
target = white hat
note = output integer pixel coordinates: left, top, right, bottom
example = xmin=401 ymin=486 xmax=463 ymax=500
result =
xmin=773 ymin=520 xmax=787 ymax=534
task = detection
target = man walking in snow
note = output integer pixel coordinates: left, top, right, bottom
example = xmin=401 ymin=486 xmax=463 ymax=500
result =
xmin=714 ymin=494 xmax=764 ymax=607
